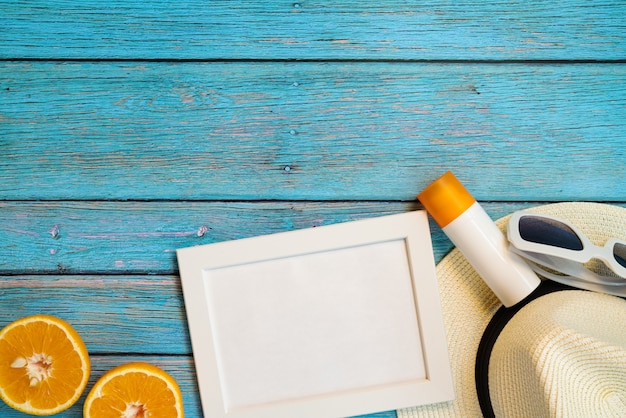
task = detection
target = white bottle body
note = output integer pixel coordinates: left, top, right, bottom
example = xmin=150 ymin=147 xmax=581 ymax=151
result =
xmin=442 ymin=202 xmax=541 ymax=307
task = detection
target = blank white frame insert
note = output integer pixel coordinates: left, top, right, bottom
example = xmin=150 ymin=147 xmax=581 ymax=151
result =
xmin=177 ymin=211 xmax=453 ymax=418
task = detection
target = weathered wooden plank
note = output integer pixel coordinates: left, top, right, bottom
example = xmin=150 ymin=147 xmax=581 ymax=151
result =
xmin=0 ymin=275 xmax=190 ymax=354
xmin=5 ymin=201 xmax=613 ymax=352
xmin=1 ymin=1 xmax=625 ymax=60
xmin=2 ymin=62 xmax=625 ymax=201
xmin=1 ymin=201 xmax=575 ymax=354
xmin=0 ymin=201 xmax=548 ymax=274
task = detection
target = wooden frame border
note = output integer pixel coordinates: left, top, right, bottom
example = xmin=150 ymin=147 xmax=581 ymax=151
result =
xmin=177 ymin=211 xmax=453 ymax=418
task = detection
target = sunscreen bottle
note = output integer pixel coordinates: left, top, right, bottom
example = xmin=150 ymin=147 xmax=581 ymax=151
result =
xmin=418 ymin=171 xmax=540 ymax=307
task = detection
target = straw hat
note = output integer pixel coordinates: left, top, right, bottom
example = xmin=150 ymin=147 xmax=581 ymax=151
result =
xmin=398 ymin=202 xmax=626 ymax=418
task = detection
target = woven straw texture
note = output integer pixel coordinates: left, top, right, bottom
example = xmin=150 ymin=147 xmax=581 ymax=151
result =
xmin=489 ymin=291 xmax=626 ymax=417
xmin=398 ymin=202 xmax=626 ymax=418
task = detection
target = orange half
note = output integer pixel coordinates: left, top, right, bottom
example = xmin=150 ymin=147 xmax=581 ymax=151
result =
xmin=84 ymin=362 xmax=184 ymax=418
xmin=0 ymin=314 xmax=90 ymax=415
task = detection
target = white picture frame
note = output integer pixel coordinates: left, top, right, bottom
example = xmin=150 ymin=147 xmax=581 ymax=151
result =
xmin=177 ymin=211 xmax=453 ymax=418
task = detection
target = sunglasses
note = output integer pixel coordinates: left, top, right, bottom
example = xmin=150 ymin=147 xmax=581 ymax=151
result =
xmin=507 ymin=211 xmax=626 ymax=297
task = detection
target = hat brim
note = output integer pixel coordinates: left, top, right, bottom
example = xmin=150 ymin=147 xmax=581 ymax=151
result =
xmin=398 ymin=202 xmax=626 ymax=418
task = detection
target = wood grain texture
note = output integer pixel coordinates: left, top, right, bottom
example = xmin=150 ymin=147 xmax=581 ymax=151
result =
xmin=0 ymin=275 xmax=189 ymax=354
xmin=0 ymin=201 xmax=546 ymax=274
xmin=2 ymin=2 xmax=625 ymax=417
xmin=0 ymin=201 xmax=562 ymax=417
xmin=2 ymin=62 xmax=625 ymax=201
xmin=1 ymin=1 xmax=625 ymax=60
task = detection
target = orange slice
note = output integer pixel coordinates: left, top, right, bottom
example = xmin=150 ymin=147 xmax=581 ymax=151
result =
xmin=0 ymin=314 xmax=90 ymax=415
xmin=84 ymin=362 xmax=184 ymax=418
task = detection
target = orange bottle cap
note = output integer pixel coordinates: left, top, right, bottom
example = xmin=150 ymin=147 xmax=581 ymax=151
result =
xmin=417 ymin=171 xmax=476 ymax=228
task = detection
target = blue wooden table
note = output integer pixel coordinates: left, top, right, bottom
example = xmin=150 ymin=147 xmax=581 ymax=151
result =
xmin=1 ymin=2 xmax=625 ymax=417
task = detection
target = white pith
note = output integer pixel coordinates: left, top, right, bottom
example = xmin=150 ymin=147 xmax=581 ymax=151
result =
xmin=123 ymin=402 xmax=149 ymax=418
xmin=11 ymin=353 xmax=54 ymax=386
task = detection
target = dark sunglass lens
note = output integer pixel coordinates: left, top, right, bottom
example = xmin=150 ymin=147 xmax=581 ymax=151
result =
xmin=518 ymin=215 xmax=584 ymax=251
xmin=613 ymin=242 xmax=626 ymax=268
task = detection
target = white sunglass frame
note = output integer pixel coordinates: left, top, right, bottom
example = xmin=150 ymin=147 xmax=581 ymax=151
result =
xmin=507 ymin=211 xmax=626 ymax=279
